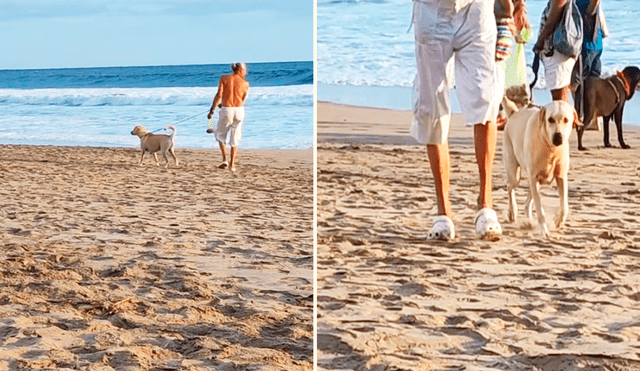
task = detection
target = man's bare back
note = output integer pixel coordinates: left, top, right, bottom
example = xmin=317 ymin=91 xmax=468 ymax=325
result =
xmin=208 ymin=64 xmax=249 ymax=119
xmin=218 ymin=74 xmax=249 ymax=107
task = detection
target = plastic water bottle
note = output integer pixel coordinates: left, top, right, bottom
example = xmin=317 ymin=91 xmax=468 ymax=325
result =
xmin=206 ymin=118 xmax=215 ymax=134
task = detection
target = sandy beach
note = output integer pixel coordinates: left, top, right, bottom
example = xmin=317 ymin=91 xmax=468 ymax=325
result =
xmin=317 ymin=101 xmax=640 ymax=370
xmin=0 ymin=145 xmax=313 ymax=370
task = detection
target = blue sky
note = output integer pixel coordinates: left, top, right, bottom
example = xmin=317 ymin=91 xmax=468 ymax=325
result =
xmin=0 ymin=0 xmax=313 ymax=69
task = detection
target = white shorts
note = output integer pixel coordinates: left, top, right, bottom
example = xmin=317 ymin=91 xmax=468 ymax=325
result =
xmin=541 ymin=51 xmax=576 ymax=90
xmin=411 ymin=0 xmax=500 ymax=145
xmin=215 ymin=106 xmax=245 ymax=147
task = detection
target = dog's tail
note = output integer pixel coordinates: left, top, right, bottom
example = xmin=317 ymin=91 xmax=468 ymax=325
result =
xmin=164 ymin=125 xmax=177 ymax=139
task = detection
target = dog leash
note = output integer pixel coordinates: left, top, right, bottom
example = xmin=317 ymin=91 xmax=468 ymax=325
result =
xmin=149 ymin=109 xmax=210 ymax=133
xmin=530 ymin=52 xmax=540 ymax=91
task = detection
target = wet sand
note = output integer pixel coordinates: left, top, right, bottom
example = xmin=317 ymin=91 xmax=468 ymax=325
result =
xmin=0 ymin=145 xmax=313 ymax=370
xmin=317 ymin=101 xmax=640 ymax=370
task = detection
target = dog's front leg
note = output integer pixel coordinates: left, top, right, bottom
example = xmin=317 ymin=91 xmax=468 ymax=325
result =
xmin=603 ymin=115 xmax=612 ymax=147
xmin=139 ymin=152 xmax=145 ymax=165
xmin=507 ymin=185 xmax=518 ymax=223
xmin=524 ymin=192 xmax=533 ymax=221
xmin=530 ymin=180 xmax=549 ymax=237
xmin=615 ymin=108 xmax=630 ymax=149
xmin=504 ymin=144 xmax=520 ymax=223
xmin=153 ymin=153 xmax=160 ymax=166
xmin=555 ymin=177 xmax=569 ymax=229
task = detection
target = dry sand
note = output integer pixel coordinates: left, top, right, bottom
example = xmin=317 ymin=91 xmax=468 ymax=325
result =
xmin=317 ymin=101 xmax=640 ymax=370
xmin=0 ymin=145 xmax=313 ymax=370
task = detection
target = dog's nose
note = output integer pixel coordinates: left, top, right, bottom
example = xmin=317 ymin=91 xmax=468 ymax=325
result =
xmin=552 ymin=132 xmax=563 ymax=146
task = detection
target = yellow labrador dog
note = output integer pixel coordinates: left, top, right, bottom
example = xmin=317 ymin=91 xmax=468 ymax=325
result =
xmin=502 ymin=99 xmax=581 ymax=237
xmin=130 ymin=125 xmax=179 ymax=168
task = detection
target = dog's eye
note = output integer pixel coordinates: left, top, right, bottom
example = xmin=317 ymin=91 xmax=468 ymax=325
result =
xmin=563 ymin=117 xmax=568 ymax=123
xmin=548 ymin=117 xmax=555 ymax=124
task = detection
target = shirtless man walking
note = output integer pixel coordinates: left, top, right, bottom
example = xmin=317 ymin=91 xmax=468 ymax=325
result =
xmin=208 ymin=62 xmax=249 ymax=172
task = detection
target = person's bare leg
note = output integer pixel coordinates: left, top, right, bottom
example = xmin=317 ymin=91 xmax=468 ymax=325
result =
xmin=218 ymin=141 xmax=228 ymax=168
xmin=551 ymin=86 xmax=571 ymax=102
xmin=474 ymin=120 xmax=502 ymax=240
xmin=229 ymin=146 xmax=238 ymax=171
xmin=427 ymin=143 xmax=452 ymax=218
xmin=474 ymin=121 xmax=497 ymax=210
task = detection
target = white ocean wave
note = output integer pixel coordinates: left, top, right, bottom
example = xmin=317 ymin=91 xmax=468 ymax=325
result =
xmin=0 ymin=85 xmax=313 ymax=149
xmin=0 ymin=85 xmax=313 ymax=108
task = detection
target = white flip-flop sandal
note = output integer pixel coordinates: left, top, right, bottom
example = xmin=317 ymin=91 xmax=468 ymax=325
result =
xmin=428 ymin=215 xmax=455 ymax=241
xmin=475 ymin=208 xmax=502 ymax=241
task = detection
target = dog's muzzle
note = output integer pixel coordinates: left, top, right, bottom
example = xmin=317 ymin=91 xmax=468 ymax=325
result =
xmin=552 ymin=132 xmax=563 ymax=146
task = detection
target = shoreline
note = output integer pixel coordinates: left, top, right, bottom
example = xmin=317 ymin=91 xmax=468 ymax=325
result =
xmin=0 ymin=144 xmax=312 ymax=162
xmin=0 ymin=142 xmax=314 ymax=151
xmin=0 ymin=143 xmax=313 ymax=152
xmin=318 ymin=82 xmax=640 ymax=126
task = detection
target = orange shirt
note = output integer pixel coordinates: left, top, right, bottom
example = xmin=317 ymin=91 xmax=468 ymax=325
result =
xmin=219 ymin=73 xmax=249 ymax=107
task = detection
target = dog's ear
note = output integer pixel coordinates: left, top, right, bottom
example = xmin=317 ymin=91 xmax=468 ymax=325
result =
xmin=572 ymin=108 xmax=583 ymax=129
xmin=502 ymin=96 xmax=519 ymax=117
xmin=538 ymin=106 xmax=547 ymax=127
xmin=627 ymin=66 xmax=640 ymax=99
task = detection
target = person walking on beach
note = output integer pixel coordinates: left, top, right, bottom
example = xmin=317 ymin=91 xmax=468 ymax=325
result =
xmin=533 ymin=0 xmax=577 ymax=102
xmin=208 ymin=62 xmax=249 ymax=172
xmin=411 ymin=0 xmax=515 ymax=241
xmin=572 ymin=0 xmax=606 ymax=121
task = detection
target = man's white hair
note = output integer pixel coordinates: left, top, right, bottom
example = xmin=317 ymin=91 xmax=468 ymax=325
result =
xmin=231 ymin=62 xmax=247 ymax=72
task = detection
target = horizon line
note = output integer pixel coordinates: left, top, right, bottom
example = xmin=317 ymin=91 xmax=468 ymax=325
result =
xmin=0 ymin=60 xmax=313 ymax=72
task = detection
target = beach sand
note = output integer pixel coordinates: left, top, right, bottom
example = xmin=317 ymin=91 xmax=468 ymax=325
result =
xmin=317 ymin=102 xmax=640 ymax=370
xmin=0 ymin=145 xmax=313 ymax=370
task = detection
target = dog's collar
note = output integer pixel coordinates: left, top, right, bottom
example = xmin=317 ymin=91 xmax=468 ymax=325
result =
xmin=616 ymin=71 xmax=632 ymax=96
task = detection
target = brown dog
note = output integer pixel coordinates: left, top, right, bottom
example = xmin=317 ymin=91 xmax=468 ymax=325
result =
xmin=577 ymin=66 xmax=640 ymax=150
xmin=130 ymin=125 xmax=179 ymax=167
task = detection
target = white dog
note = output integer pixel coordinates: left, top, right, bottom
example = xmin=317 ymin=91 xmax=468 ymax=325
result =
xmin=130 ymin=125 xmax=178 ymax=168
xmin=502 ymin=99 xmax=581 ymax=237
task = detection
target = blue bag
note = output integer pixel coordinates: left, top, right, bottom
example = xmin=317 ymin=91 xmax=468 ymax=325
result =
xmin=552 ymin=0 xmax=583 ymax=58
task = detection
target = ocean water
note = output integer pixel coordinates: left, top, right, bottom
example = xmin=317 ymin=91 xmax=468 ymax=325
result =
xmin=318 ymin=0 xmax=640 ymax=122
xmin=0 ymin=62 xmax=313 ymax=149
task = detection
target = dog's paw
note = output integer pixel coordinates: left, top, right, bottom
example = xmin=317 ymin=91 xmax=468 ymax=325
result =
xmin=507 ymin=209 xmax=516 ymax=223
xmin=538 ymin=223 xmax=550 ymax=238
xmin=622 ymin=144 xmax=631 ymax=149
xmin=604 ymin=142 xmax=612 ymax=148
